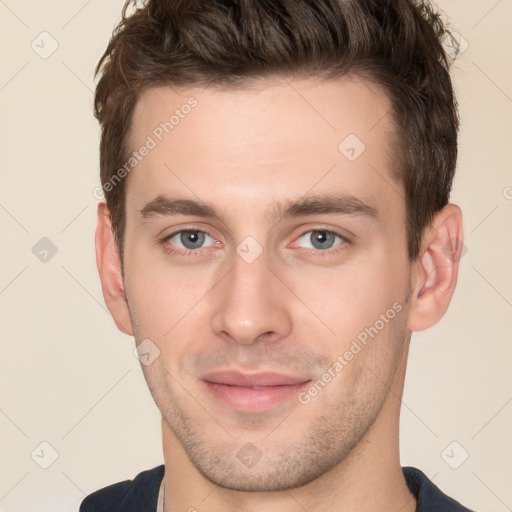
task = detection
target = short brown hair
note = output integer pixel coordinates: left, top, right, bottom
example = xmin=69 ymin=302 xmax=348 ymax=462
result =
xmin=94 ymin=0 xmax=459 ymax=262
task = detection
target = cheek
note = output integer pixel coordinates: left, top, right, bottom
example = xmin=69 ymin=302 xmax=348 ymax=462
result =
xmin=123 ymin=245 xmax=216 ymax=338
xmin=301 ymin=265 xmax=391 ymax=309
xmin=282 ymin=252 xmax=408 ymax=349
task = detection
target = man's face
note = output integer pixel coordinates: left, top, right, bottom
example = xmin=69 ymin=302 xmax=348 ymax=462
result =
xmin=121 ymin=76 xmax=413 ymax=491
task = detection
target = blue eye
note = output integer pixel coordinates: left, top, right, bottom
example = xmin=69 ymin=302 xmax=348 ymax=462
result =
xmin=166 ymin=230 xmax=216 ymax=251
xmin=296 ymin=230 xmax=345 ymax=250
xmin=160 ymin=228 xmax=349 ymax=257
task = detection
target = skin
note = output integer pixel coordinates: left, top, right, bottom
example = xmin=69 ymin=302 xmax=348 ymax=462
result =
xmin=96 ymin=75 xmax=463 ymax=512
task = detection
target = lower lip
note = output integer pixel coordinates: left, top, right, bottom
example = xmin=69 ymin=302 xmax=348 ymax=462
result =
xmin=201 ymin=380 xmax=311 ymax=413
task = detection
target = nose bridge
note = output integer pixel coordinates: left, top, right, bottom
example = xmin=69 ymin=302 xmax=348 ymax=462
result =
xmin=211 ymin=246 xmax=292 ymax=345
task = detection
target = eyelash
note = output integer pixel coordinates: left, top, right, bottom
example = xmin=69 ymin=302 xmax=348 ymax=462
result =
xmin=159 ymin=228 xmax=351 ymax=257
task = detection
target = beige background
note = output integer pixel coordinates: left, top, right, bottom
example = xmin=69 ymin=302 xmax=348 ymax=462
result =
xmin=1 ymin=1 xmax=511 ymax=511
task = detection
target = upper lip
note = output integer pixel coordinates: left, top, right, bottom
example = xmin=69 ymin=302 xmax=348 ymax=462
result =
xmin=201 ymin=370 xmax=311 ymax=387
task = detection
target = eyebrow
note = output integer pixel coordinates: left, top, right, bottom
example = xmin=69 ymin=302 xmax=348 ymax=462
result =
xmin=138 ymin=193 xmax=379 ymax=224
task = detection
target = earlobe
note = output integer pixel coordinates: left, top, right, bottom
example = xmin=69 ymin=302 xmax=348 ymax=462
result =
xmin=95 ymin=202 xmax=133 ymax=336
xmin=407 ymin=204 xmax=464 ymax=332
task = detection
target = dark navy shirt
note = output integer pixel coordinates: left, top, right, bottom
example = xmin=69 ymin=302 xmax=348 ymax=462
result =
xmin=79 ymin=465 xmax=475 ymax=511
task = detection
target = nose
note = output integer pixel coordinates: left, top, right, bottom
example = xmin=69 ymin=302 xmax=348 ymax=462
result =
xmin=211 ymin=247 xmax=293 ymax=346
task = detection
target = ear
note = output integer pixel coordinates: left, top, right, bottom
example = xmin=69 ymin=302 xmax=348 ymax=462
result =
xmin=95 ymin=202 xmax=133 ymax=335
xmin=407 ymin=203 xmax=464 ymax=332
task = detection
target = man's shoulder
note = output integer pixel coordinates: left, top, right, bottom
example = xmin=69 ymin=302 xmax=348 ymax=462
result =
xmin=79 ymin=464 xmax=165 ymax=512
xmin=403 ymin=466 xmax=476 ymax=512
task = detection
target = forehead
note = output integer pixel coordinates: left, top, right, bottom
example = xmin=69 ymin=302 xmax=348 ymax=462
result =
xmin=125 ymin=76 xmax=401 ymax=218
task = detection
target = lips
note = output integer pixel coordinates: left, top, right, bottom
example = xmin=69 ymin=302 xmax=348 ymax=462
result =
xmin=200 ymin=370 xmax=312 ymax=413
xmin=201 ymin=370 xmax=310 ymax=387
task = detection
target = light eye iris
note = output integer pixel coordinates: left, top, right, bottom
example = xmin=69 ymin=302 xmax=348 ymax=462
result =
xmin=298 ymin=230 xmax=341 ymax=250
xmin=172 ymin=230 xmax=210 ymax=250
xmin=311 ymin=230 xmax=335 ymax=249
